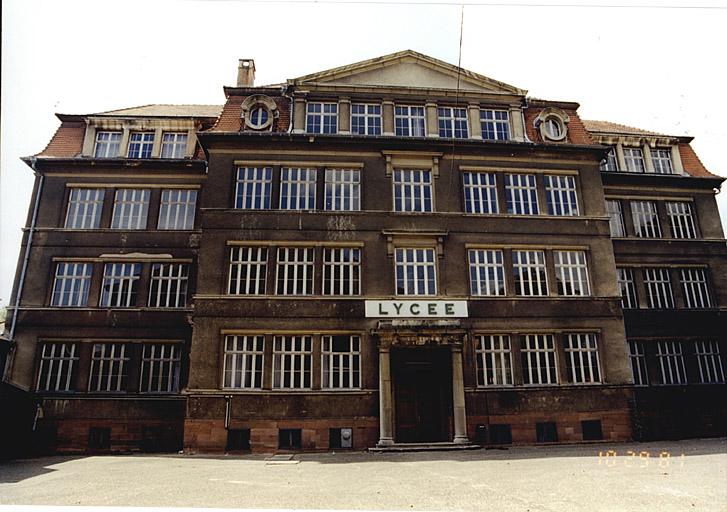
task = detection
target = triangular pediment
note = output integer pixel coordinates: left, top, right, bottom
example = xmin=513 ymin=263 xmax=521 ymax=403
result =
xmin=290 ymin=50 xmax=526 ymax=95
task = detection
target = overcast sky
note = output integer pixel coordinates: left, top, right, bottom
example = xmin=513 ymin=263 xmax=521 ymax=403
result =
xmin=1 ymin=0 xmax=726 ymax=306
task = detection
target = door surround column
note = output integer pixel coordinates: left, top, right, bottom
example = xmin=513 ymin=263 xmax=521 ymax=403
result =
xmin=451 ymin=345 xmax=470 ymax=444
xmin=377 ymin=346 xmax=395 ymax=446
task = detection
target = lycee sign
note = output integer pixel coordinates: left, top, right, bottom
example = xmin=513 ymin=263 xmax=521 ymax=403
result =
xmin=365 ymin=300 xmax=468 ymax=318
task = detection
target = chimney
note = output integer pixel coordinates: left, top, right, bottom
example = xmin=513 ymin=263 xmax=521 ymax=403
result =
xmin=237 ymin=59 xmax=256 ymax=87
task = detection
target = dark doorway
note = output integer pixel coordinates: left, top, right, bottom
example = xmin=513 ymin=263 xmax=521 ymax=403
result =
xmin=392 ymin=347 xmax=452 ymax=443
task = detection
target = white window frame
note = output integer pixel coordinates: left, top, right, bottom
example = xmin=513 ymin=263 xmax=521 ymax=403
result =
xmin=89 ymin=343 xmax=130 ymax=392
xmin=324 ymin=168 xmax=360 ymax=211
xmin=350 ymin=103 xmax=382 ymax=135
xmin=680 ymin=268 xmax=712 ymax=309
xmin=148 ymin=263 xmax=189 ymax=308
xmin=521 ymin=334 xmax=558 ymax=385
xmin=229 ymin=246 xmax=268 ymax=295
xmin=160 ymin=132 xmax=188 ymax=159
xmin=65 ymin=188 xmax=105 ymax=229
xmin=158 ymin=189 xmax=197 ymax=230
xmin=600 ymin=148 xmax=619 ymax=172
xmin=140 ymin=344 xmax=181 ymax=393
xmin=475 ymin=335 xmax=513 ymax=387
xmin=127 ymin=132 xmax=155 ymax=159
xmin=505 ymin=174 xmax=539 ymax=215
xmin=656 ymin=341 xmax=687 ymax=385
xmin=545 ymin=175 xmax=579 ymax=216
xmin=37 ymin=342 xmax=78 ymax=392
xmin=111 ymin=189 xmax=150 ymax=230
xmin=628 ymin=340 xmax=649 ymax=386
xmin=306 ymin=102 xmax=338 ymax=134
xmin=623 ymin=147 xmax=646 ymax=172
xmin=564 ymin=333 xmax=601 ymax=384
xmin=223 ymin=335 xmax=264 ymax=389
xmin=236 ymin=166 xmax=272 ymax=209
xmin=468 ymin=249 xmax=506 ymax=296
xmin=605 ymin=199 xmax=626 ymax=237
xmin=693 ymin=340 xmax=725 ymax=384
xmin=100 ymin=263 xmax=141 ymax=308
xmin=512 ymin=250 xmax=548 ymax=297
xmin=273 ymin=335 xmax=312 ymax=389
xmin=394 ymin=247 xmax=437 ymax=296
xmin=280 ymin=167 xmax=316 ymax=210
xmin=276 ymin=247 xmax=315 ymax=295
xmin=394 ymin=105 xmax=426 ymax=137
xmin=666 ymin=201 xmax=697 ymax=239
xmin=437 ymin=107 xmax=468 ymax=138
xmin=462 ymin=172 xmax=498 ymax=214
xmin=480 ymin=109 xmax=510 ymax=141
xmin=94 ymin=131 xmax=121 ymax=158
xmin=651 ymin=148 xmax=674 ymax=174
xmin=393 ymin=169 xmax=433 ymax=212
xmin=554 ymin=251 xmax=590 ymax=297
xmin=323 ymin=247 xmax=361 ymax=296
xmin=631 ymin=200 xmax=661 ymax=238
xmin=322 ymin=335 xmax=361 ymax=389
xmin=51 ymin=262 xmax=92 ymax=307
xmin=617 ymin=268 xmax=639 ymax=309
xmin=643 ymin=268 xmax=674 ymax=309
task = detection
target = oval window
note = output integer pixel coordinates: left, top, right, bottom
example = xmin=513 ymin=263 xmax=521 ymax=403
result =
xmin=248 ymin=106 xmax=269 ymax=128
xmin=544 ymin=117 xmax=562 ymax=139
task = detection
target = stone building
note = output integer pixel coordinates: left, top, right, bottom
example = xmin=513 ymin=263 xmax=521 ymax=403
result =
xmin=4 ymin=51 xmax=725 ymax=454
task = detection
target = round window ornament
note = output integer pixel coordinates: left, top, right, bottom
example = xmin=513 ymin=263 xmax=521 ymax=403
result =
xmin=535 ymin=107 xmax=570 ymax=142
xmin=248 ymin=106 xmax=270 ymax=129
xmin=240 ymin=94 xmax=278 ymax=131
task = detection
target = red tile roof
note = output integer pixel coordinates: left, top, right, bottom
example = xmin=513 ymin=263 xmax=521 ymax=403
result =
xmin=678 ymin=143 xmax=718 ymax=178
xmin=523 ymin=107 xmax=593 ymax=145
xmin=37 ymin=121 xmax=85 ymax=157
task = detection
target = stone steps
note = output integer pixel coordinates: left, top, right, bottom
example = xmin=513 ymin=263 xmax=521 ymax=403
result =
xmin=368 ymin=442 xmax=481 ymax=453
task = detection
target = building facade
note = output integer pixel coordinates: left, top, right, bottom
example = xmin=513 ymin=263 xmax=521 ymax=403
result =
xmin=3 ymin=51 xmax=725 ymax=454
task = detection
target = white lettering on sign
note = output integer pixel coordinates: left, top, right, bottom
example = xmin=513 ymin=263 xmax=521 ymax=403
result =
xmin=364 ymin=300 xmax=468 ymax=318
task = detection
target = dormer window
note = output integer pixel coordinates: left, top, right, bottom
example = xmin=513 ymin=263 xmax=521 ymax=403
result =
xmin=241 ymin=94 xmax=277 ymax=131
xmin=306 ymin=102 xmax=338 ymax=134
xmin=652 ymin=149 xmax=674 ymax=174
xmin=600 ymin=147 xmax=619 ymax=172
xmin=248 ymin=106 xmax=269 ymax=129
xmin=161 ymin=133 xmax=188 ymax=158
xmin=480 ymin=109 xmax=510 ymax=141
xmin=438 ymin=107 xmax=468 ymax=138
xmin=535 ymin=107 xmax=570 ymax=142
xmin=127 ymin=132 xmax=154 ymax=159
xmin=623 ymin=148 xmax=645 ymax=173
xmin=544 ymin=118 xmax=563 ymax=139
xmin=351 ymin=103 xmax=382 ymax=135
xmin=94 ymin=131 xmax=121 ymax=158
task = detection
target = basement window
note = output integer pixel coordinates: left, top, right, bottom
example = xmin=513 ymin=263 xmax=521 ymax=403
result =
xmin=279 ymin=428 xmax=302 ymax=449
xmin=535 ymin=422 xmax=558 ymax=443
xmin=227 ymin=428 xmax=251 ymax=451
xmin=581 ymin=420 xmax=604 ymax=441
xmin=489 ymin=424 xmax=513 ymax=445
xmin=88 ymin=427 xmax=111 ymax=450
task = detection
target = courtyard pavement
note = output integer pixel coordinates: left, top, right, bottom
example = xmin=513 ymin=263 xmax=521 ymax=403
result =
xmin=1 ymin=438 xmax=726 ymax=511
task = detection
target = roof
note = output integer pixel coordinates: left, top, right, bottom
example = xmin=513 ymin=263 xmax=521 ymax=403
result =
xmin=93 ymin=104 xmax=222 ymax=118
xmin=582 ymin=120 xmax=671 ymax=137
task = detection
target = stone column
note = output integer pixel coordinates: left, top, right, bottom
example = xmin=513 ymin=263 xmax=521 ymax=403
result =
xmin=382 ymin=100 xmax=395 ymax=136
xmin=377 ymin=346 xmax=395 ymax=446
xmin=642 ymin=143 xmax=655 ymax=173
xmin=670 ymin=145 xmax=685 ymax=175
xmin=426 ymin=102 xmax=439 ymax=138
xmin=451 ymin=346 xmax=469 ymax=444
xmin=615 ymin=140 xmax=627 ymax=172
xmin=338 ymin=97 xmax=351 ymax=134
xmin=292 ymin=97 xmax=306 ymax=134
xmin=509 ymin=105 xmax=525 ymax=141
xmin=468 ymin=103 xmax=481 ymax=140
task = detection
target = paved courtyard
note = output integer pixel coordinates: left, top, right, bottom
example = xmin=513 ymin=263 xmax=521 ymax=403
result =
xmin=1 ymin=438 xmax=726 ymax=511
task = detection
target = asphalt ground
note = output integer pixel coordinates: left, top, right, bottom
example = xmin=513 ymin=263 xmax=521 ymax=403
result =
xmin=1 ymin=438 xmax=726 ymax=511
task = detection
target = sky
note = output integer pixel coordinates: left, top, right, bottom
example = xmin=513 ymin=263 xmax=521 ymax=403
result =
xmin=1 ymin=0 xmax=726 ymax=306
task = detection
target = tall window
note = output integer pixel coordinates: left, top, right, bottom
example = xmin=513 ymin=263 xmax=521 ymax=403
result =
xmin=236 ymin=167 xmax=272 ymax=209
xmin=616 ymin=268 xmax=639 ymax=309
xmin=111 ymin=189 xmax=150 ymax=230
xmin=512 ymin=250 xmax=548 ymax=296
xmin=631 ymin=200 xmax=661 ymax=238
xmin=462 ymin=172 xmax=498 ymax=214
xmin=276 ymin=247 xmax=314 ymax=295
xmin=680 ymin=268 xmax=712 ymax=309
xmin=306 ymin=102 xmax=338 ymax=134
xmin=51 ymin=262 xmax=92 ymax=307
xmin=393 ymin=169 xmax=433 ymax=212
xmin=600 ymin=148 xmax=619 ymax=172
xmin=229 ymin=247 xmax=268 ymax=295
xmin=628 ymin=340 xmax=649 ymax=386
xmin=325 ymin=169 xmax=360 ymax=211
xmin=554 ymin=251 xmax=590 ymax=296
xmin=480 ymin=109 xmax=510 ymax=140
xmin=656 ymin=341 xmax=687 ymax=385
xmin=273 ymin=335 xmax=312 ymax=389
xmin=351 ymin=103 xmax=382 ymax=135
xmin=160 ymin=133 xmax=188 ymax=158
xmin=89 ymin=343 xmax=130 ymax=392
xmin=158 ymin=189 xmax=197 ymax=230
xmin=651 ymin=149 xmax=673 ymax=174
xmin=643 ymin=268 xmax=674 ymax=309
xmin=623 ymin=147 xmax=645 ymax=172
xmin=693 ymin=340 xmax=725 ymax=384
xmin=475 ymin=335 xmax=513 ymax=386
xmin=223 ymin=335 xmax=264 ymax=389
xmin=505 ymin=174 xmax=538 ymax=215
xmin=468 ymin=249 xmax=506 ymax=296
xmin=323 ymin=247 xmax=361 ymax=296
xmin=521 ymin=334 xmax=558 ymax=385
xmin=605 ymin=200 xmax=626 ymax=237
xmin=148 ymin=263 xmax=189 ymax=308
xmin=65 ymin=188 xmax=105 ymax=229
xmin=666 ymin=201 xmax=697 ymax=239
xmin=564 ymin=333 xmax=601 ymax=384
xmin=127 ymin=132 xmax=154 ymax=159
xmin=394 ymin=105 xmax=425 ymax=137
xmin=322 ymin=335 xmax=361 ymax=389
xmin=140 ymin=344 xmax=180 ymax=393
xmin=395 ymin=248 xmax=437 ymax=296
xmin=100 ymin=263 xmax=141 ymax=307
xmin=94 ymin=131 xmax=121 ymax=158
xmin=280 ymin=167 xmax=316 ymax=210
xmin=438 ymin=107 xmax=468 ymax=138
xmin=545 ymin=175 xmax=579 ymax=216
xmin=37 ymin=343 xmax=78 ymax=392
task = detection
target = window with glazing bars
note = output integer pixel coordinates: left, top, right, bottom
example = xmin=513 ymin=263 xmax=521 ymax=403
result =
xmin=643 ymin=268 xmax=674 ymax=308
xmin=505 ymin=174 xmax=538 ymax=215
xmin=273 ymin=335 xmax=312 ymax=389
xmin=680 ymin=268 xmax=712 ymax=308
xmin=666 ymin=201 xmax=696 ymax=239
xmin=51 ymin=262 xmax=92 ymax=307
xmin=280 ymin=167 xmax=316 ymax=210
xmin=65 ymin=188 xmax=105 ymax=229
xmin=158 ymin=189 xmax=197 ymax=230
xmin=229 ymin=247 xmax=268 ymax=295
xmin=599 ymin=148 xmax=619 ymax=172
xmin=148 ymin=264 xmax=188 ymax=308
xmin=89 ymin=343 xmax=130 ymax=392
xmin=656 ymin=341 xmax=687 ymax=385
xmin=554 ymin=251 xmax=590 ymax=296
xmin=323 ymin=248 xmax=360 ymax=296
xmin=223 ymin=335 xmax=264 ymax=389
xmin=631 ymin=200 xmax=661 ymax=238
xmin=564 ymin=333 xmax=601 ymax=383
xmin=94 ymin=131 xmax=121 ymax=158
xmin=651 ymin=149 xmax=673 ymax=174
xmin=306 ymin=102 xmax=338 ymax=134
xmin=395 ymin=248 xmax=437 ymax=296
xmin=462 ymin=172 xmax=498 ymax=214
xmin=127 ymin=132 xmax=154 ymax=159
xmin=475 ymin=335 xmax=513 ymax=386
xmin=545 ymin=175 xmax=579 ymax=216
xmin=693 ymin=340 xmax=725 ymax=384
xmin=623 ymin=147 xmax=645 ymax=172
xmin=616 ymin=268 xmax=639 ymax=309
xmin=468 ymin=249 xmax=506 ymax=296
xmin=628 ymin=340 xmax=649 ymax=386
xmin=160 ymin=132 xmax=188 ymax=158
xmin=605 ymin=200 xmax=626 ymax=237
xmin=100 ymin=263 xmax=141 ymax=307
xmin=140 ymin=344 xmax=180 ymax=392
xmin=480 ymin=109 xmax=510 ymax=140
xmin=520 ymin=334 xmax=558 ymax=385
xmin=235 ymin=167 xmax=272 ymax=209
xmin=325 ymin=169 xmax=360 ymax=211
xmin=351 ymin=103 xmax=382 ymax=135
xmin=322 ymin=335 xmax=360 ymax=389
xmin=438 ymin=107 xmax=468 ymax=138
xmin=512 ymin=250 xmax=548 ymax=296
xmin=394 ymin=105 xmax=426 ymax=137
xmin=111 ymin=189 xmax=150 ymax=229
xmin=393 ymin=169 xmax=433 ymax=212
xmin=37 ymin=343 xmax=78 ymax=392
xmin=276 ymin=247 xmax=314 ymax=295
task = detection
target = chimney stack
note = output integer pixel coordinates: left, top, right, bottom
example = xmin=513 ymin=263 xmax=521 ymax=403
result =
xmin=237 ymin=59 xmax=256 ymax=87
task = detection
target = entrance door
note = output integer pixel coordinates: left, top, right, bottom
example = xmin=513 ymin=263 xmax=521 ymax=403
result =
xmin=392 ymin=347 xmax=452 ymax=443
